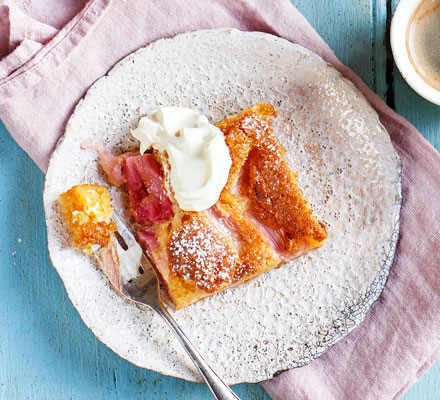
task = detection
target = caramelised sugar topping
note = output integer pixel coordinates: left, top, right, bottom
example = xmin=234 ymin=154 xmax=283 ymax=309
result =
xmin=167 ymin=213 xmax=239 ymax=292
xmin=216 ymin=103 xmax=327 ymax=254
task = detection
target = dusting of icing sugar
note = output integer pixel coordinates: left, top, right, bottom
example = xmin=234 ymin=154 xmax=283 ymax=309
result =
xmin=168 ymin=215 xmax=238 ymax=292
xmin=241 ymin=115 xmax=269 ymax=140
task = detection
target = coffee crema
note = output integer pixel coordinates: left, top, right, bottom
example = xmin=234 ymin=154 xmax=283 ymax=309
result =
xmin=406 ymin=0 xmax=440 ymax=91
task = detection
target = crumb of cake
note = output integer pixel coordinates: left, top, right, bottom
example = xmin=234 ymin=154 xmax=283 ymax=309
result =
xmin=59 ymin=184 xmax=115 ymax=253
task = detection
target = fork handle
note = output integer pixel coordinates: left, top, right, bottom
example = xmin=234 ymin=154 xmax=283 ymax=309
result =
xmin=154 ymin=306 xmax=241 ymax=400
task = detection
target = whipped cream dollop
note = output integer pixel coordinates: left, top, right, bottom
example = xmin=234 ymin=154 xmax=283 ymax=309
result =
xmin=131 ymin=107 xmax=232 ymax=212
xmin=116 ymin=240 xmax=142 ymax=282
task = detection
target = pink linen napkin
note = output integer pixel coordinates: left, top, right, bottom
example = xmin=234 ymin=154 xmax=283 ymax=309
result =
xmin=1 ymin=1 xmax=440 ymax=399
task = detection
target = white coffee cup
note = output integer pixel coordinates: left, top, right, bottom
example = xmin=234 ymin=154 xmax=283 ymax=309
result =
xmin=391 ymin=0 xmax=440 ymax=105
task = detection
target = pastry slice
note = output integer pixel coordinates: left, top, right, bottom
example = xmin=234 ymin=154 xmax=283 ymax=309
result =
xmin=89 ymin=103 xmax=327 ymax=309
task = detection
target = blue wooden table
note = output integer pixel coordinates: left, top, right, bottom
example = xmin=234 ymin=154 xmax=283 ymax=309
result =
xmin=1 ymin=1 xmax=440 ymax=399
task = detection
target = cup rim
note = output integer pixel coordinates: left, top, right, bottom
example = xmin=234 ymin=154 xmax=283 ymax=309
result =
xmin=390 ymin=0 xmax=440 ymax=106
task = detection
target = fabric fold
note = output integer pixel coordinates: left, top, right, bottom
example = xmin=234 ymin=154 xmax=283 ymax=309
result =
xmin=0 ymin=0 xmax=111 ymax=102
xmin=7 ymin=4 xmax=59 ymax=47
xmin=0 ymin=38 xmax=42 ymax=78
xmin=0 ymin=3 xmax=59 ymax=61
xmin=1 ymin=1 xmax=440 ymax=399
xmin=0 ymin=5 xmax=11 ymax=58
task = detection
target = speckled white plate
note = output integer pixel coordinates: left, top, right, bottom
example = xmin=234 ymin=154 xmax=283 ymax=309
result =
xmin=43 ymin=29 xmax=401 ymax=384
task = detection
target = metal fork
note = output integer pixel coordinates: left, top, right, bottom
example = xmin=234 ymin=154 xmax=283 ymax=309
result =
xmin=112 ymin=213 xmax=241 ymax=400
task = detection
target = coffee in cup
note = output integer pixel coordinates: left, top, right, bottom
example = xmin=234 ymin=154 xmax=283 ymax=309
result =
xmin=406 ymin=0 xmax=440 ymax=91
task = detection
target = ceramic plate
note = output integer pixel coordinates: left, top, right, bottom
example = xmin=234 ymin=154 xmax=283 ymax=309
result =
xmin=44 ymin=29 xmax=401 ymax=384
